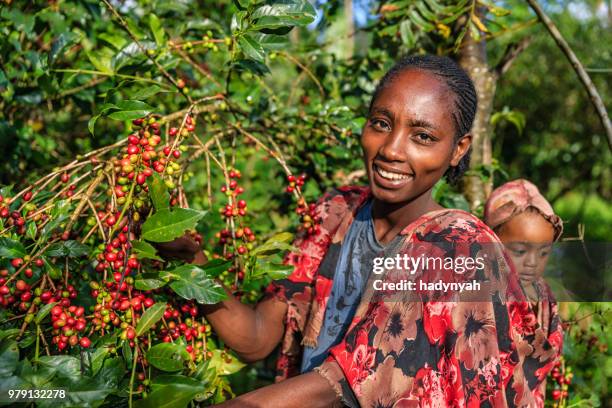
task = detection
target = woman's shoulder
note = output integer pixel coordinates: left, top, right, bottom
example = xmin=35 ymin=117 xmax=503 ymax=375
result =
xmin=315 ymin=185 xmax=370 ymax=216
xmin=320 ymin=185 xmax=370 ymax=204
xmin=404 ymin=208 xmax=501 ymax=244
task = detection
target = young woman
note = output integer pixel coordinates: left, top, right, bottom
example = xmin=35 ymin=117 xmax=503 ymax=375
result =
xmin=175 ymin=55 xmax=556 ymax=407
xmin=485 ymin=179 xmax=565 ymax=406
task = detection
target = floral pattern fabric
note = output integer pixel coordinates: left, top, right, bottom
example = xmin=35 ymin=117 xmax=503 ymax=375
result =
xmin=264 ymin=186 xmax=563 ymax=407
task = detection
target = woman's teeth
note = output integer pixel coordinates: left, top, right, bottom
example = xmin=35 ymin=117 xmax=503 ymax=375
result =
xmin=375 ymin=165 xmax=410 ymax=181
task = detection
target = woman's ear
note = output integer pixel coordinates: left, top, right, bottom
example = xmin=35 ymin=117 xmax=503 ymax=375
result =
xmin=450 ymin=134 xmax=472 ymax=166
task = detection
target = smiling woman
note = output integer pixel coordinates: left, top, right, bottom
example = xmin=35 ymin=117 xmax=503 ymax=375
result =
xmin=197 ymin=55 xmax=561 ymax=407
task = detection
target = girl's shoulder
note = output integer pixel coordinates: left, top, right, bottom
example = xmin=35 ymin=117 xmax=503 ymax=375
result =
xmin=402 ymin=208 xmax=501 ymax=244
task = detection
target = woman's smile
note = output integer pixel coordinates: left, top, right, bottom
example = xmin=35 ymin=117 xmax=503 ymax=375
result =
xmin=372 ymin=162 xmax=414 ymax=189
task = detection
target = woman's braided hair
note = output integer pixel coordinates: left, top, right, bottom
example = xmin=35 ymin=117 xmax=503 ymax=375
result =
xmin=369 ymin=55 xmax=478 ymax=184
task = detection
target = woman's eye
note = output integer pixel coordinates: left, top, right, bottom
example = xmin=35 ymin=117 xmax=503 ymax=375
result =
xmin=512 ymin=249 xmax=527 ymax=256
xmin=370 ymin=119 xmax=390 ymax=131
xmin=414 ymin=132 xmax=436 ymax=144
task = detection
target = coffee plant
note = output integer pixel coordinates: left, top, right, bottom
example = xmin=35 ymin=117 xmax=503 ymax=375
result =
xmin=0 ymin=0 xmax=329 ymax=406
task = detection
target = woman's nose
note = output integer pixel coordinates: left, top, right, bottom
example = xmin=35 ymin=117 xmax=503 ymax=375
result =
xmin=524 ymin=251 xmax=538 ymax=268
xmin=378 ymin=129 xmax=408 ymax=162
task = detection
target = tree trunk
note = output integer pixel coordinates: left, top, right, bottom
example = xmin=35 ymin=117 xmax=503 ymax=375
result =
xmin=344 ymin=0 xmax=354 ymax=57
xmin=458 ymin=11 xmax=496 ymax=212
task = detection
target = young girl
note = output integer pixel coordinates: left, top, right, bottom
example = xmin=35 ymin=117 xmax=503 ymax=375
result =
xmin=485 ymin=179 xmax=564 ymax=406
xmin=175 ymin=55 xmax=555 ymax=407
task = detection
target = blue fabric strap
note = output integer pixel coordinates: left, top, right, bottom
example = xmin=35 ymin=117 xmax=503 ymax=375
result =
xmin=300 ymin=199 xmax=379 ymax=373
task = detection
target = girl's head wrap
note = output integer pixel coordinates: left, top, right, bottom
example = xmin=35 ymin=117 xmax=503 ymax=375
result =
xmin=484 ymin=179 xmax=563 ymax=241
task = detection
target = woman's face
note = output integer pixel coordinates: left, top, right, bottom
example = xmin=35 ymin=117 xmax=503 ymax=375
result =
xmin=361 ymin=69 xmax=471 ymax=205
xmin=496 ymin=211 xmax=555 ymax=283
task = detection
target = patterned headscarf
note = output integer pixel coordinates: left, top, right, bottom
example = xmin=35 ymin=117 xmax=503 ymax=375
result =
xmin=484 ymin=179 xmax=563 ymax=241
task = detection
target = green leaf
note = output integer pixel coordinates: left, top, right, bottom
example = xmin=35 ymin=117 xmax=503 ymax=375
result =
xmin=0 ymin=329 xmax=20 ymax=342
xmin=134 ymin=272 xmax=167 ymax=290
xmin=112 ymin=41 xmax=156 ymax=71
xmin=108 ymin=100 xmax=154 ymax=120
xmin=99 ymin=33 xmax=128 ymax=50
xmin=35 ymin=357 xmax=124 ymax=408
xmin=0 ymin=237 xmax=26 ymax=259
xmin=26 ymin=221 xmax=37 ymax=240
xmin=86 ymin=48 xmax=114 ymax=75
xmin=252 ymin=33 xmax=289 ymax=50
xmin=148 ymin=173 xmax=170 ymax=211
xmin=237 ymin=34 xmax=265 ymax=62
xmin=491 ymin=108 xmax=526 ymax=135
xmin=37 ymin=355 xmax=81 ymax=382
xmin=128 ymin=84 xmax=165 ymax=100
xmin=132 ymin=240 xmax=164 ymax=261
xmin=136 ymin=375 xmax=204 ymax=408
xmin=231 ymin=59 xmax=271 ymax=75
xmin=252 ymin=261 xmax=293 ymax=280
xmin=251 ymin=232 xmax=294 ymax=257
xmin=122 ymin=340 xmax=133 ymax=367
xmin=207 ymin=349 xmax=245 ymax=376
xmin=141 ymin=208 xmax=207 ymax=243
xmin=251 ymin=1 xmax=317 ymax=29
xmin=149 ymin=14 xmax=167 ymax=46
xmin=49 ymin=32 xmax=80 ymax=65
xmin=44 ymin=240 xmax=89 ymax=257
xmin=2 ymin=8 xmax=35 ymax=34
xmin=135 ymin=302 xmax=166 ymax=336
xmin=18 ymin=333 xmax=36 ymax=348
xmin=116 ymin=99 xmax=154 ymax=112
xmin=89 ymin=334 xmax=117 ymax=376
xmin=409 ymin=9 xmax=435 ymax=31
xmin=232 ymin=0 xmax=250 ymax=11
xmin=109 ymin=109 xmax=153 ymax=121
xmin=201 ymin=259 xmax=231 ymax=277
xmin=160 ymin=265 xmax=227 ymax=304
xmin=40 ymin=199 xmax=71 ymax=239
xmin=399 ymin=20 xmax=416 ymax=48
xmin=146 ymin=343 xmax=190 ymax=371
xmin=0 ymin=339 xmax=19 ymax=377
xmin=87 ymin=103 xmax=120 ymax=135
xmin=42 ymin=257 xmax=61 ymax=280
xmin=88 ymin=113 xmax=102 ymax=135
xmin=34 ymin=302 xmax=57 ymax=324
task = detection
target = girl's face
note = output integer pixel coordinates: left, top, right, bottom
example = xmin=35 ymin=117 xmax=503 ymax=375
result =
xmin=496 ymin=211 xmax=556 ymax=283
xmin=361 ymin=69 xmax=471 ymax=205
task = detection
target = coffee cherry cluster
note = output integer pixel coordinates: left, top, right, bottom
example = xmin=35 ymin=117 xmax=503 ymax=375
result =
xmin=295 ymin=196 xmax=319 ymax=236
xmin=157 ymin=303 xmax=216 ymax=363
xmin=218 ymin=169 xmax=246 ymax=219
xmin=0 ymin=197 xmax=26 ymax=235
xmin=549 ymin=357 xmax=572 ymax=404
xmin=284 ymin=174 xmax=320 ymax=236
xmin=94 ymin=229 xmax=139 ymax=285
xmin=213 ymin=169 xmax=255 ymax=284
xmin=49 ymin=304 xmax=89 ymax=351
xmin=89 ymin=280 xmax=153 ymax=336
xmin=0 ymin=194 xmax=50 ymax=236
xmin=0 ymin=275 xmax=37 ymax=310
xmin=285 ymin=173 xmax=306 ymax=194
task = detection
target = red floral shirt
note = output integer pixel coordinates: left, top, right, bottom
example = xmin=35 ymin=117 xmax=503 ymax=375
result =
xmin=265 ymin=186 xmax=563 ymax=407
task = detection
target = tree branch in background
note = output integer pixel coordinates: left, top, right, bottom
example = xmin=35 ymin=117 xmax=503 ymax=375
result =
xmin=494 ymin=36 xmax=532 ymax=77
xmin=526 ymin=0 xmax=612 ymax=152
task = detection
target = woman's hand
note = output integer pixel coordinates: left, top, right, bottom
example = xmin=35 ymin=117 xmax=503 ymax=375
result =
xmin=153 ymin=233 xmax=207 ymax=265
